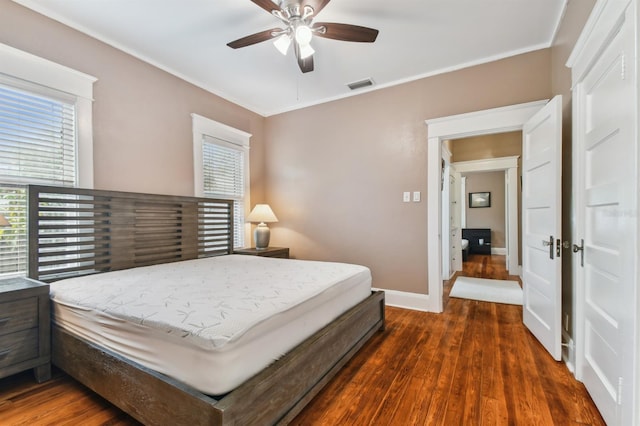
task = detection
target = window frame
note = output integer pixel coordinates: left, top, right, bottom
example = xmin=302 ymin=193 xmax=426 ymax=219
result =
xmin=0 ymin=42 xmax=97 ymax=188
xmin=192 ymin=113 xmax=251 ymax=248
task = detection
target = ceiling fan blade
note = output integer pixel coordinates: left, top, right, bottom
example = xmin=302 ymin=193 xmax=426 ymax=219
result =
xmin=250 ymin=0 xmax=280 ymax=14
xmin=227 ymin=28 xmax=281 ymax=49
xmin=294 ymin=42 xmax=314 ymax=73
xmin=313 ymin=23 xmax=379 ymax=43
xmin=302 ymin=0 xmax=332 ymax=15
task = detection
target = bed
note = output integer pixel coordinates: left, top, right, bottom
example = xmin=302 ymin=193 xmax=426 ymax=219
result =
xmin=27 ymin=185 xmax=385 ymax=425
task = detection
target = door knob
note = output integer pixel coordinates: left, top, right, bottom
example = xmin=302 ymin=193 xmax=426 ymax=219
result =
xmin=573 ymin=239 xmax=584 ymax=267
xmin=542 ymin=235 xmax=554 ymax=259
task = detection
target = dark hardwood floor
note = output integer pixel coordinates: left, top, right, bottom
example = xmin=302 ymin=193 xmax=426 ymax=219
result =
xmin=0 ymin=254 xmax=604 ymax=425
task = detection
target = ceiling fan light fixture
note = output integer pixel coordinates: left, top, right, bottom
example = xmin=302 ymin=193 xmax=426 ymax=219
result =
xmin=273 ymin=34 xmax=291 ymax=55
xmin=294 ymin=25 xmax=313 ymax=46
xmin=299 ymin=42 xmax=315 ymax=59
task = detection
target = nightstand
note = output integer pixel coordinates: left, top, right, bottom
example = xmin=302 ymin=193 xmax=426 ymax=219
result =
xmin=0 ymin=277 xmax=51 ymax=383
xmin=234 ymin=247 xmax=290 ymax=259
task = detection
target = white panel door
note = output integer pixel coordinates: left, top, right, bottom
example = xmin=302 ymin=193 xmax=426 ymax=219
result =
xmin=522 ymin=95 xmax=562 ymax=361
xmin=574 ymin=7 xmax=636 ymax=424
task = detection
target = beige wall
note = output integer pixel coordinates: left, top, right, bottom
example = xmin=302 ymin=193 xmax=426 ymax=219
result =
xmin=265 ymin=51 xmax=552 ymax=294
xmin=465 ymin=172 xmax=506 ymax=248
xmin=0 ymin=0 xmax=267 ymax=202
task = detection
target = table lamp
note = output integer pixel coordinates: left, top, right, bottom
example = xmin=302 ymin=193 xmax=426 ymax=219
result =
xmin=247 ymin=204 xmax=278 ymax=250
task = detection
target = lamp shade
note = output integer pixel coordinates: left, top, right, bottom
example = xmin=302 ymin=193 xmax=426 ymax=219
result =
xmin=247 ymin=204 xmax=278 ymax=224
xmin=0 ymin=214 xmax=9 ymax=227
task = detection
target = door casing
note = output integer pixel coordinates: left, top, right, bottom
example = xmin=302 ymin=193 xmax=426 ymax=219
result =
xmin=425 ymin=100 xmax=547 ymax=312
xmin=452 ymin=156 xmax=519 ymax=264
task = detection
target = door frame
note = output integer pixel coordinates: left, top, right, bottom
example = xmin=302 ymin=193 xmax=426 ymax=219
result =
xmin=453 ymin=156 xmax=519 ymax=260
xmin=425 ymin=100 xmax=547 ymax=312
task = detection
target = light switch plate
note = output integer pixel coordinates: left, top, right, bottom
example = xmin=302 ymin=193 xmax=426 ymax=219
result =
xmin=403 ymin=192 xmax=411 ymax=202
xmin=413 ymin=191 xmax=421 ymax=202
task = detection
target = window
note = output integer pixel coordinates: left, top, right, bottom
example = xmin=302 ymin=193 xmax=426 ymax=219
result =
xmin=202 ymin=136 xmax=246 ymax=248
xmin=0 ymin=43 xmax=95 ymax=277
xmin=192 ymin=114 xmax=251 ymax=248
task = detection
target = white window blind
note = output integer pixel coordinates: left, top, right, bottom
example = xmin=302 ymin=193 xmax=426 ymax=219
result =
xmin=0 ymin=84 xmax=76 ymax=186
xmin=0 ymin=83 xmax=78 ymax=277
xmin=202 ymin=135 xmax=245 ymax=248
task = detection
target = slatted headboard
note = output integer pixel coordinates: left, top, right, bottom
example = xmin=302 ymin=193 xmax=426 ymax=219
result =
xmin=27 ymin=185 xmax=234 ymax=282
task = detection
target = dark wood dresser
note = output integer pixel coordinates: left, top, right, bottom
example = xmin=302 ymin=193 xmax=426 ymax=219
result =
xmin=0 ymin=277 xmax=51 ymax=383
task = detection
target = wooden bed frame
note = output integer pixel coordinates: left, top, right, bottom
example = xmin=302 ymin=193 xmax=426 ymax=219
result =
xmin=27 ymin=185 xmax=385 ymax=425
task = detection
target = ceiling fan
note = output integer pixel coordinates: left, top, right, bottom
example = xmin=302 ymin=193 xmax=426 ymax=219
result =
xmin=227 ymin=0 xmax=379 ymax=73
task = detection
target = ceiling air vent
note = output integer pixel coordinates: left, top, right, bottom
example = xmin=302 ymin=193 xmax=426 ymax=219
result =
xmin=347 ymin=78 xmax=374 ymax=91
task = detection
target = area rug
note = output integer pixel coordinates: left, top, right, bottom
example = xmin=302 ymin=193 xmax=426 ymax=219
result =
xmin=450 ymin=276 xmax=523 ymax=305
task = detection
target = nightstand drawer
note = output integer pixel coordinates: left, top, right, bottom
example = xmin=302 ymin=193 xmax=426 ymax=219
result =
xmin=259 ymin=250 xmax=289 ymax=258
xmin=0 ymin=297 xmax=38 ymax=336
xmin=234 ymin=247 xmax=289 ymax=258
xmin=0 ymin=328 xmax=39 ymax=368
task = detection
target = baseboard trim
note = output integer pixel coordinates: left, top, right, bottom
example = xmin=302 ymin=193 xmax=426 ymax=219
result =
xmin=372 ymin=287 xmax=436 ymax=312
xmin=491 ymin=247 xmax=507 ymax=255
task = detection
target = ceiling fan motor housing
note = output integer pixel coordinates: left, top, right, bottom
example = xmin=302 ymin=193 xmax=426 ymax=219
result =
xmin=273 ymin=2 xmax=314 ymax=23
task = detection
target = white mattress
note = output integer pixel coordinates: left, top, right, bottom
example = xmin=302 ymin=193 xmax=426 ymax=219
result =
xmin=50 ymin=255 xmax=371 ymax=395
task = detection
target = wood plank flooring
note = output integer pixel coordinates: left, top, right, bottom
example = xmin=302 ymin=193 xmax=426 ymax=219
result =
xmin=0 ymin=254 xmax=604 ymax=425
xmin=293 ymin=255 xmax=603 ymax=425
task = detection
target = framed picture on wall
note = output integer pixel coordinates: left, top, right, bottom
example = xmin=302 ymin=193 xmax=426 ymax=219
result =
xmin=469 ymin=192 xmax=491 ymax=208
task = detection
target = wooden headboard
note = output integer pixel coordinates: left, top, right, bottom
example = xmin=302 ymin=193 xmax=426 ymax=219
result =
xmin=27 ymin=185 xmax=234 ymax=282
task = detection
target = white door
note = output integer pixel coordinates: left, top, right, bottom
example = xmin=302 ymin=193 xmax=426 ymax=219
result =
xmin=573 ymin=7 xmax=636 ymax=424
xmin=522 ymin=95 xmax=562 ymax=361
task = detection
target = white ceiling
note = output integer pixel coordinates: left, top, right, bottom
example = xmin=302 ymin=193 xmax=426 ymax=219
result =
xmin=13 ymin=0 xmax=567 ymax=116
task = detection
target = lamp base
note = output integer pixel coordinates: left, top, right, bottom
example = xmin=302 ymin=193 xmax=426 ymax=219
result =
xmin=254 ymin=223 xmax=270 ymax=250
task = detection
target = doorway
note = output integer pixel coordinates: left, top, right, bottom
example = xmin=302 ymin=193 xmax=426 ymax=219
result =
xmin=452 ymin=153 xmax=520 ymax=275
xmin=425 ymin=100 xmax=547 ymax=312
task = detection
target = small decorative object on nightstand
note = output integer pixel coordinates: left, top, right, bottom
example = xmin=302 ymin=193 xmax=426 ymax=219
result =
xmin=234 ymin=247 xmax=289 ymax=259
xmin=246 ymin=204 xmax=278 ymax=250
xmin=0 ymin=277 xmax=51 ymax=383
